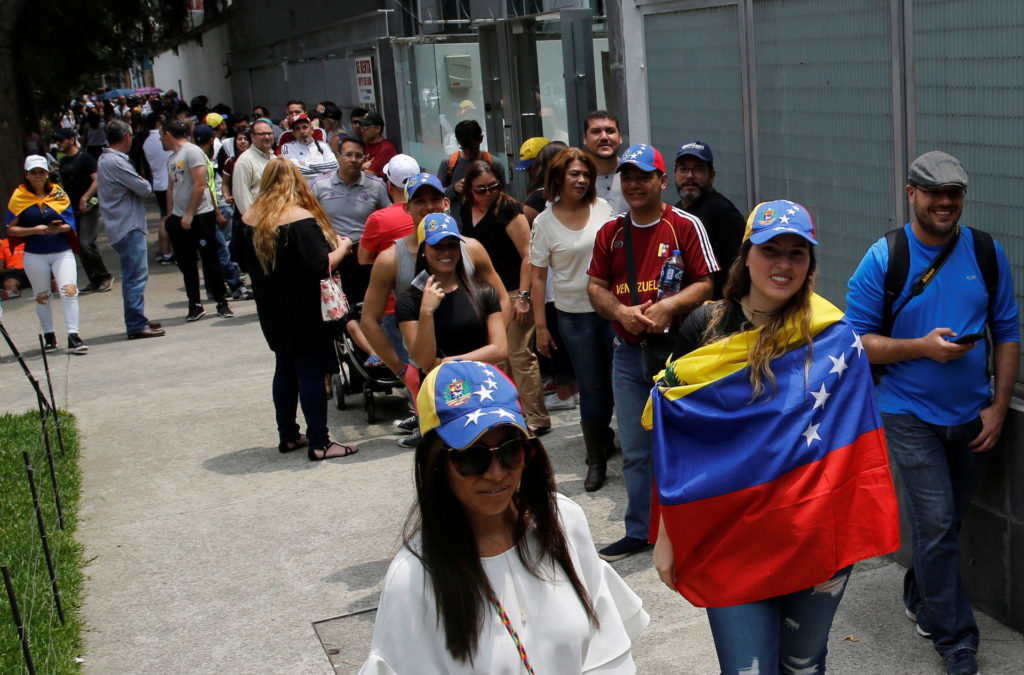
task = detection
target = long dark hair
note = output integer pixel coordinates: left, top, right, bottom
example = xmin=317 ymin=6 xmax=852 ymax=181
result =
xmin=413 ymin=238 xmax=488 ymax=323
xmin=706 ymin=239 xmax=818 ymax=398
xmin=404 ymin=429 xmax=599 ymax=664
xmin=462 ymin=160 xmax=516 ymax=212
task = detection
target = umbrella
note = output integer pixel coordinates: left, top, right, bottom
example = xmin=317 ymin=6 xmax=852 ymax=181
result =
xmin=135 ymin=87 xmax=163 ymax=96
xmin=99 ymin=88 xmax=135 ymax=100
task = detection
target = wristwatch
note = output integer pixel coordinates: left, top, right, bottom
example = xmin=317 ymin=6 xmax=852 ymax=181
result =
xmin=517 ymin=290 xmax=532 ymax=304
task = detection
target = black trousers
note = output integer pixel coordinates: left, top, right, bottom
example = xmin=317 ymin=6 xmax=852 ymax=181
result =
xmin=165 ymin=211 xmax=226 ymax=305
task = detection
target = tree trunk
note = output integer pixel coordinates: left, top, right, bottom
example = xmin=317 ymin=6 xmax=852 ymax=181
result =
xmin=0 ymin=0 xmax=27 ymax=206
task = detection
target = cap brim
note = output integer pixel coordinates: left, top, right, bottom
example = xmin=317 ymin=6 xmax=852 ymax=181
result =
xmin=515 ymin=158 xmax=534 ymax=171
xmin=424 ymin=232 xmax=464 ymax=246
xmin=748 ymin=226 xmax=818 ymax=246
xmin=617 ymin=159 xmax=658 ymax=173
xmin=434 ymin=410 xmax=529 ymax=449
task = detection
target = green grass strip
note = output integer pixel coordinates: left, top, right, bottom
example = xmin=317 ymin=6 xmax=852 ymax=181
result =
xmin=0 ymin=410 xmax=84 ymax=674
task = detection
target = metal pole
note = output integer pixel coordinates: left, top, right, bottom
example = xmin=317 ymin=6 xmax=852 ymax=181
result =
xmin=21 ymin=451 xmax=65 ymax=625
xmin=0 ymin=322 xmax=52 ymax=414
xmin=2 ymin=565 xmax=36 ymax=675
xmin=38 ymin=334 xmax=66 ymax=457
xmin=35 ymin=393 xmax=64 ymax=531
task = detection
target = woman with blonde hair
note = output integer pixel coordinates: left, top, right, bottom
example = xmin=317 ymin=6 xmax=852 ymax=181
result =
xmin=237 ymin=158 xmax=358 ymax=460
xmin=649 ymin=201 xmax=899 ymax=673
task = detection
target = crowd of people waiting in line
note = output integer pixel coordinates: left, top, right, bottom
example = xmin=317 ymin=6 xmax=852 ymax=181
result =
xmin=4 ymin=87 xmax=1016 ymax=675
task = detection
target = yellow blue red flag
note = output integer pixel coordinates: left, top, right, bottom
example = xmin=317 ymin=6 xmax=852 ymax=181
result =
xmin=644 ymin=294 xmax=899 ymax=607
xmin=5 ymin=184 xmax=79 ymax=252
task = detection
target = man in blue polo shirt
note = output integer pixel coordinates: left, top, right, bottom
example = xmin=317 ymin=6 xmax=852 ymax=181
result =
xmin=846 ymin=151 xmax=1019 ymax=675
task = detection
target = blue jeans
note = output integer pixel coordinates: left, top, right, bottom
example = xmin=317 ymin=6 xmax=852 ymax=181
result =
xmin=612 ymin=336 xmax=653 ymax=541
xmin=382 ymin=312 xmax=410 ymax=365
xmin=110 ymin=229 xmax=150 ymax=334
xmin=556 ymin=309 xmax=614 ymax=426
xmin=881 ymin=412 xmax=983 ymax=658
xmin=706 ymin=566 xmax=852 ymax=674
xmin=272 ymin=347 xmax=333 ymax=449
xmin=207 ymin=222 xmax=242 ymax=296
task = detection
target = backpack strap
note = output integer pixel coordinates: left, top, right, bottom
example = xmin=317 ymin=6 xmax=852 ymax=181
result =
xmin=968 ymin=227 xmax=998 ymax=323
xmin=446 ymin=152 xmax=460 ymax=181
xmin=879 ymin=228 xmax=909 ymax=338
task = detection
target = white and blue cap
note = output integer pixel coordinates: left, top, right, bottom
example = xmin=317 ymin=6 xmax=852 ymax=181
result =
xmin=417 ymin=360 xmax=528 ymax=448
xmin=743 ymin=200 xmax=818 ymax=246
xmin=417 ymin=213 xmax=464 ymax=246
xmin=616 ymin=144 xmax=666 ymax=174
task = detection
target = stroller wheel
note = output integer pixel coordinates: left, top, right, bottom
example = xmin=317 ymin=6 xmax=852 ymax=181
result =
xmin=332 ymin=374 xmax=345 ymax=410
xmin=364 ymin=391 xmax=376 ymax=424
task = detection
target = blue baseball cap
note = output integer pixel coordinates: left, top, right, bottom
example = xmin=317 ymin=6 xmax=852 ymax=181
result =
xmin=743 ymin=200 xmax=818 ymax=246
xmin=417 ymin=360 xmax=528 ymax=448
xmin=405 ymin=172 xmax=445 ymax=200
xmin=417 ymin=213 xmax=464 ymax=246
xmin=617 ymin=144 xmax=665 ymax=174
xmin=674 ymin=140 xmax=714 ymax=166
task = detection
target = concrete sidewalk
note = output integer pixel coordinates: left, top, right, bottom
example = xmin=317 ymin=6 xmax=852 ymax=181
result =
xmin=0 ymin=215 xmax=1021 ymax=674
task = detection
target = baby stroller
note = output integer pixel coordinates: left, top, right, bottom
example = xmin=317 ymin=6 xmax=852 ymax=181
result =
xmin=330 ymin=302 xmax=403 ymax=424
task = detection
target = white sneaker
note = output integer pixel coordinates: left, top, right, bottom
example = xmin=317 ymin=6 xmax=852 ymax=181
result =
xmin=544 ymin=392 xmax=576 ymax=411
xmin=905 ymin=607 xmax=931 ymax=638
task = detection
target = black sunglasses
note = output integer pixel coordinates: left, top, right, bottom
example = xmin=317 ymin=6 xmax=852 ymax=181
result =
xmin=472 ymin=181 xmax=501 ymax=195
xmin=448 ymin=437 xmax=534 ymax=477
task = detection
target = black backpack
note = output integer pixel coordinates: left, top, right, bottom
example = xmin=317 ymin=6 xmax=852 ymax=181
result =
xmin=872 ymin=226 xmax=999 ymax=382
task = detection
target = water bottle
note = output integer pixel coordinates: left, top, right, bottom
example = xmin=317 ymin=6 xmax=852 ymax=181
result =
xmin=655 ymin=250 xmax=684 ymax=332
xmin=85 ymin=197 xmax=98 ymax=212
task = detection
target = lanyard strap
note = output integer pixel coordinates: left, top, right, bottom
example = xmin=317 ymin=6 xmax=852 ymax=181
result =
xmin=487 ymin=588 xmax=536 ymax=675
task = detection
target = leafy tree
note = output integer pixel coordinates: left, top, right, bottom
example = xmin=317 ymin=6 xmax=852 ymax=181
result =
xmin=0 ymin=0 xmax=188 ymax=199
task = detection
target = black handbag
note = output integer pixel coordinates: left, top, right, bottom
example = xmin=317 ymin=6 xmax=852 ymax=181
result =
xmin=621 ymin=212 xmax=681 ymax=380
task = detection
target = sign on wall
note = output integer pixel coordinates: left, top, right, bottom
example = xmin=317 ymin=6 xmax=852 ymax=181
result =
xmin=355 ymin=57 xmax=376 ymax=110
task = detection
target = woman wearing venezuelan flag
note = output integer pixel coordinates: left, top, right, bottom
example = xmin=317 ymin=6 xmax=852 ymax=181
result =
xmin=648 ymin=200 xmax=900 ymax=674
xmin=5 ymin=156 xmax=87 ymax=353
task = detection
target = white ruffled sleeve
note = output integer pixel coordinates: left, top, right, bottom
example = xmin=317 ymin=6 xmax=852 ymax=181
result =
xmin=555 ymin=493 xmax=650 ymax=673
xmin=358 ymin=546 xmax=451 ymax=675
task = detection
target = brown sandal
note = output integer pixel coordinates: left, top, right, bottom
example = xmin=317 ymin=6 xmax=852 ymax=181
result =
xmin=307 ymin=442 xmax=358 ymax=461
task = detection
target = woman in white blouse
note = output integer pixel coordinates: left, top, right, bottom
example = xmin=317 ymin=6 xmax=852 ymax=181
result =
xmin=529 ymin=147 xmax=616 ymax=492
xmin=360 ymin=360 xmax=648 ymax=674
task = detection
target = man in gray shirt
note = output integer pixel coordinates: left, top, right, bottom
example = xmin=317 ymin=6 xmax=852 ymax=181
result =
xmin=310 ymin=135 xmax=389 ymax=307
xmin=96 ymin=119 xmax=165 ymax=339
xmin=163 ymin=119 xmax=232 ymax=321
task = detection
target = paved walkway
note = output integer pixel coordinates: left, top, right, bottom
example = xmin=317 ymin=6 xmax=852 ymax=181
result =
xmin=0 ymin=214 xmax=1021 ymax=674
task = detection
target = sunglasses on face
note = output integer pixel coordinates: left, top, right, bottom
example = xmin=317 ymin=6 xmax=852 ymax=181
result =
xmin=472 ymin=181 xmax=501 ymax=195
xmin=447 ymin=437 xmax=533 ymax=476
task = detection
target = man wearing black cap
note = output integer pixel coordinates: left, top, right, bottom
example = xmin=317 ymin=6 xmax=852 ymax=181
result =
xmin=846 ymin=151 xmax=1020 ymax=675
xmin=673 ymin=140 xmax=744 ymax=299
xmin=357 ymin=112 xmax=398 ymax=177
xmin=57 ymin=129 xmax=114 ymax=293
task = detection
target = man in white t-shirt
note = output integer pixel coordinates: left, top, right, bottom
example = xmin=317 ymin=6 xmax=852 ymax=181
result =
xmin=142 ymin=113 xmax=174 ymax=264
xmin=582 ymin=110 xmax=626 ymax=214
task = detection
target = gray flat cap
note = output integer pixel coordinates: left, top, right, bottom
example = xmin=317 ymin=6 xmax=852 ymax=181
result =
xmin=908 ymin=151 xmax=968 ymax=189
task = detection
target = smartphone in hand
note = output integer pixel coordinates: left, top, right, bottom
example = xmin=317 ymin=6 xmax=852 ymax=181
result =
xmin=949 ymin=332 xmax=985 ymax=345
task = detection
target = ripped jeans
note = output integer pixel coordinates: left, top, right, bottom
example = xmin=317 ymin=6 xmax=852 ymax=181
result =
xmin=22 ymin=249 xmax=80 ymax=335
xmin=706 ymin=566 xmax=853 ymax=674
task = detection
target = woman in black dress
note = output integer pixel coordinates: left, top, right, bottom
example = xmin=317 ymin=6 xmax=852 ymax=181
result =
xmin=237 ymin=158 xmax=357 ymax=461
xmin=396 ymin=213 xmax=506 ymax=376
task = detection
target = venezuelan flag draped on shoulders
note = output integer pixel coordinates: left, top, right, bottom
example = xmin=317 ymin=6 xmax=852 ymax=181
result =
xmin=5 ymin=183 xmax=79 ymax=252
xmin=643 ymin=293 xmax=899 ymax=608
